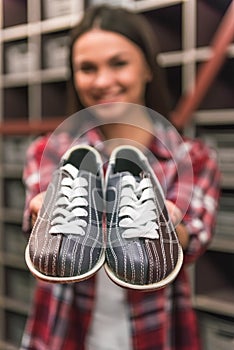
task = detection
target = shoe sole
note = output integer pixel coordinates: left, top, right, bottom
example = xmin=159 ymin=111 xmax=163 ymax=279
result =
xmin=25 ymin=244 xmax=105 ymax=283
xmin=104 ymin=245 xmax=183 ymax=291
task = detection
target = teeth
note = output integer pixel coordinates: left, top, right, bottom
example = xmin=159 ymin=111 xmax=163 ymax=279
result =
xmin=99 ymin=96 xmax=116 ymax=100
xmin=95 ymin=92 xmax=121 ymax=101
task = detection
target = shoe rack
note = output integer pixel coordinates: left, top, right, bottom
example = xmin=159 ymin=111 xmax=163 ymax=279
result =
xmin=0 ymin=1 xmax=84 ymax=349
xmin=0 ymin=1 xmax=233 ymax=349
xmin=147 ymin=1 xmax=234 ymax=347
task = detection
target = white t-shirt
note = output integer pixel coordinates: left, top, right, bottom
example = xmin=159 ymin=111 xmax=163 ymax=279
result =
xmin=86 ymin=268 xmax=132 ymax=350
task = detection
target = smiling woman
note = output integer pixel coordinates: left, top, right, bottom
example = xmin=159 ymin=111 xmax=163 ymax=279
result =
xmin=67 ymin=5 xmax=171 ymax=118
xmin=72 ymin=29 xmax=152 ymax=108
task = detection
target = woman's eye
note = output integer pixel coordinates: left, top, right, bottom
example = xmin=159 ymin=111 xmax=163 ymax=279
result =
xmin=76 ymin=64 xmax=96 ymax=73
xmin=112 ymin=60 xmax=128 ymax=68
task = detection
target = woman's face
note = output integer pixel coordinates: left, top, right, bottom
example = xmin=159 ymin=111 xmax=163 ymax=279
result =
xmin=72 ymin=29 xmax=152 ymax=117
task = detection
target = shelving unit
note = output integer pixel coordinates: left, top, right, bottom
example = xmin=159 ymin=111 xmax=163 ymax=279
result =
xmin=0 ymin=1 xmax=84 ymax=349
xmin=0 ymin=0 xmax=233 ymax=349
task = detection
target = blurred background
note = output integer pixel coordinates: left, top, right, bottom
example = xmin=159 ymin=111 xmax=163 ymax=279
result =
xmin=0 ymin=1 xmax=233 ymax=349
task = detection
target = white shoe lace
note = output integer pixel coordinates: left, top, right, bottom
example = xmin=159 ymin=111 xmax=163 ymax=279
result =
xmin=49 ymin=163 xmax=88 ymax=236
xmin=119 ymin=174 xmax=159 ymax=239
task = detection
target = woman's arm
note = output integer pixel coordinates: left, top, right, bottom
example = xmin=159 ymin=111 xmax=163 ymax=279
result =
xmin=180 ymin=140 xmax=221 ymax=264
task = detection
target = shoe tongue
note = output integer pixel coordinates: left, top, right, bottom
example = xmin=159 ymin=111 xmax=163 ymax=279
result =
xmin=62 ymin=163 xmax=78 ymax=178
xmin=62 ymin=164 xmax=96 ymax=179
xmin=120 ymin=171 xmax=133 ymax=177
xmin=79 ymin=170 xmax=103 ymax=183
xmin=78 ymin=169 xmax=96 ymax=178
xmin=120 ymin=171 xmax=141 ymax=182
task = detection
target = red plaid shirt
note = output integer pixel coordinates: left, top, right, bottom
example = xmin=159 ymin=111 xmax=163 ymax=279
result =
xmin=21 ymin=124 xmax=220 ymax=350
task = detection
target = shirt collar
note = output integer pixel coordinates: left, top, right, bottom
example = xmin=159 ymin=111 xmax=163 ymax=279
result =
xmin=85 ymin=122 xmax=184 ymax=161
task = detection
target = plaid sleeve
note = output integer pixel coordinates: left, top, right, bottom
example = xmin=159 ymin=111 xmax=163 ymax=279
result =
xmin=22 ymin=135 xmax=58 ymax=236
xmin=22 ymin=136 xmax=46 ymax=235
xmin=182 ymin=139 xmax=221 ymax=264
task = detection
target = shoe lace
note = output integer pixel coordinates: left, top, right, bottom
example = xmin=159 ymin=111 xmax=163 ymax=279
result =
xmin=49 ymin=163 xmax=88 ymax=236
xmin=119 ymin=174 xmax=159 ymax=239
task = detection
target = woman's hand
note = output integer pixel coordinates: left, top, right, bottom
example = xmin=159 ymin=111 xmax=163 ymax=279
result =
xmin=165 ymin=200 xmax=189 ymax=250
xmin=165 ymin=200 xmax=182 ymax=227
xmin=29 ymin=195 xmax=189 ymax=249
xmin=29 ymin=192 xmax=45 ymax=226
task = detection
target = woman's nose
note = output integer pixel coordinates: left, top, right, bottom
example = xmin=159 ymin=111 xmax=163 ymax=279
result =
xmin=93 ymin=68 xmax=114 ymax=88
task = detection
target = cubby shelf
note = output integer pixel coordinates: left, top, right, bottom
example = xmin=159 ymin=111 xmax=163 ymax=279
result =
xmin=0 ymin=0 xmax=233 ymax=349
xmin=194 ymin=294 xmax=234 ymax=317
xmin=209 ymin=237 xmax=234 ymax=254
xmin=0 ymin=2 xmax=86 ymax=347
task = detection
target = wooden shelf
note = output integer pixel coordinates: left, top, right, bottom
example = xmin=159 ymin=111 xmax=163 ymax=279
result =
xmin=0 ymin=208 xmax=23 ymax=224
xmin=0 ymin=15 xmax=83 ymax=42
xmin=0 ymin=296 xmax=29 ymax=315
xmin=209 ymin=237 xmax=234 ymax=254
xmin=194 ymin=292 xmax=234 ymax=317
xmin=0 ymin=117 xmax=65 ymax=135
xmin=2 ymin=68 xmax=69 ymax=88
xmin=0 ymin=340 xmax=18 ymax=350
xmin=0 ymin=253 xmax=27 ymax=270
xmin=1 ymin=164 xmax=24 ymax=177
xmin=0 ymin=2 xmax=86 ymax=348
xmin=40 ymin=13 xmax=82 ymax=33
xmin=133 ymin=0 xmax=187 ymax=12
xmin=194 ymin=109 xmax=234 ymax=124
xmin=1 ymin=24 xmax=28 ymax=42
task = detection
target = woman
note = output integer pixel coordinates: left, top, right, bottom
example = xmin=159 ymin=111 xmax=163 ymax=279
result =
xmin=21 ymin=5 xmax=220 ymax=350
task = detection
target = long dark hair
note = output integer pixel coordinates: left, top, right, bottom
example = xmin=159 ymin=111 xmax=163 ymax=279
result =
xmin=66 ymin=5 xmax=172 ymax=119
